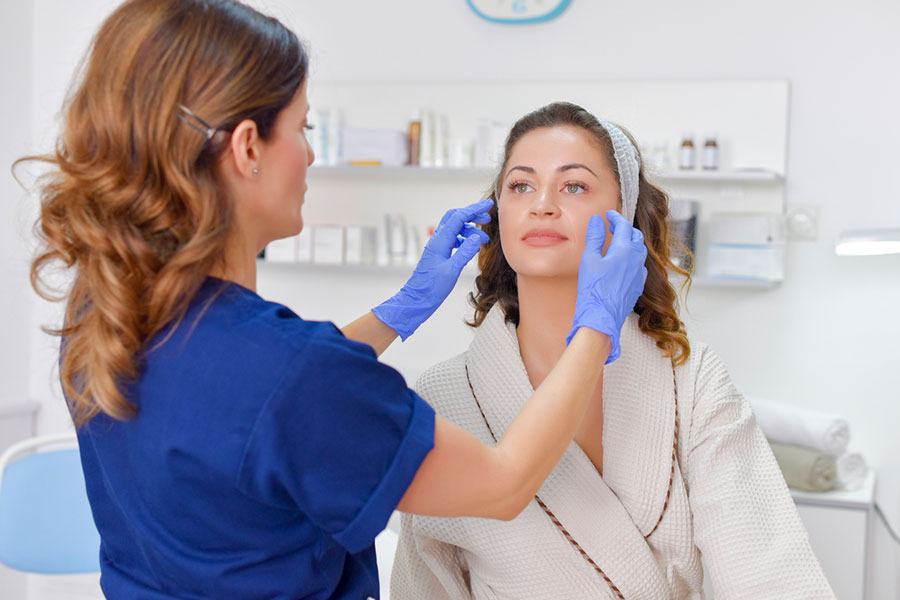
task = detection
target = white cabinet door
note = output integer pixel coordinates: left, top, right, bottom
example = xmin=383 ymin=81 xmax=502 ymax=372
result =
xmin=795 ymin=503 xmax=867 ymax=600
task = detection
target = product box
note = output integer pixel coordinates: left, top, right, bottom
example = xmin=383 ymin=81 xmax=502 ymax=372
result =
xmin=312 ymin=225 xmax=344 ymax=265
xmin=707 ymin=244 xmax=785 ymax=281
xmin=345 ymin=225 xmax=378 ymax=265
xmin=264 ymin=236 xmax=296 ymax=263
xmin=341 ymin=127 xmax=408 ymax=167
xmin=708 ymin=213 xmax=785 ymax=245
xmin=296 ymin=227 xmax=313 ymax=263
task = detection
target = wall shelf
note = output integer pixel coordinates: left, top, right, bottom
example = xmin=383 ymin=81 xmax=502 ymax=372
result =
xmin=308 ymin=165 xmax=783 ymax=184
xmin=260 ymin=260 xmax=781 ymax=289
xmin=679 ymin=275 xmax=781 ymax=289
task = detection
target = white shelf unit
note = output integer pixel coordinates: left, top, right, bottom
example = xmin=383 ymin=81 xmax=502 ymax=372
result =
xmin=282 ymin=80 xmax=792 ymax=289
xmin=259 ymin=260 xmax=783 ymax=290
xmin=308 ymin=165 xmax=784 ymax=183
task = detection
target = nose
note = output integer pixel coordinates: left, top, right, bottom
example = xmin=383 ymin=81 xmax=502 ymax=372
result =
xmin=529 ymin=188 xmax=560 ymax=217
xmin=305 ymin=135 xmax=315 ymax=166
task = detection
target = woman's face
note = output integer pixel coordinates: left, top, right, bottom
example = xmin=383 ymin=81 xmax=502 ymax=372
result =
xmin=254 ymin=80 xmax=315 ymax=242
xmin=498 ymin=125 xmax=621 ymax=279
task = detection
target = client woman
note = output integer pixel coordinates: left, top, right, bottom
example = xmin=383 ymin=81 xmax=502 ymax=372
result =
xmin=391 ymin=102 xmax=834 ymax=599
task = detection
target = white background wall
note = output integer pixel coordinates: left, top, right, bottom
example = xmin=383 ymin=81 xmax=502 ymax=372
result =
xmin=1 ymin=0 xmax=898 ymax=553
xmin=0 ymin=1 xmax=34 ymax=413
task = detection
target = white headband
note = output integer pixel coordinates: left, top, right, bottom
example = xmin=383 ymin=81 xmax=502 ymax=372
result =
xmin=597 ymin=120 xmax=640 ymax=224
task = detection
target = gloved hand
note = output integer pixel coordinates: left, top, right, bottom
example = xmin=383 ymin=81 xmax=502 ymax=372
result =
xmin=373 ymin=199 xmax=493 ymax=340
xmin=566 ymin=210 xmax=648 ymax=363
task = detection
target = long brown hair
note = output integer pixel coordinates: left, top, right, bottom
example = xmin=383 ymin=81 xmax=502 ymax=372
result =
xmin=19 ymin=0 xmax=308 ymax=426
xmin=469 ymin=102 xmax=692 ymax=365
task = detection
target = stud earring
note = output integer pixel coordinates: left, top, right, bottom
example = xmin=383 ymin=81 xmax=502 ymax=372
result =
xmin=252 ymin=167 xmax=259 ymax=177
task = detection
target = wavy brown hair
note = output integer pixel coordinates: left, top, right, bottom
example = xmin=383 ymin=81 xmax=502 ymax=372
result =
xmin=18 ymin=0 xmax=307 ymax=426
xmin=469 ymin=102 xmax=693 ymax=365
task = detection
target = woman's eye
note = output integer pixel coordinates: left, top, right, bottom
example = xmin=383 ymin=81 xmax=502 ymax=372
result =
xmin=510 ymin=182 xmax=533 ymax=194
xmin=564 ymin=182 xmax=586 ymax=194
xmin=302 ymin=123 xmax=315 ymax=134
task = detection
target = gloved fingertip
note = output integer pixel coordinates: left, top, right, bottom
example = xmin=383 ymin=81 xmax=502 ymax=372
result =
xmin=606 ymin=209 xmax=624 ymax=228
xmin=451 ymin=237 xmax=482 ymax=269
xmin=584 ymin=216 xmax=607 ymax=248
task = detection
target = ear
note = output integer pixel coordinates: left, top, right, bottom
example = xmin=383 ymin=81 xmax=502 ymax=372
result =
xmin=226 ymin=119 xmax=261 ymax=179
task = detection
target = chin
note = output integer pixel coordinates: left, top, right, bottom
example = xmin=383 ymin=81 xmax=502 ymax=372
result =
xmin=509 ymin=261 xmax=579 ymax=280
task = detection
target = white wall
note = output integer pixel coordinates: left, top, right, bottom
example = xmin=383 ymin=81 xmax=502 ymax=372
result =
xmin=8 ymin=0 xmax=900 ymax=540
xmin=0 ymin=1 xmax=34 ymax=410
xmin=0 ymin=1 xmax=34 ymax=594
xmin=274 ymin=0 xmax=900 ymax=534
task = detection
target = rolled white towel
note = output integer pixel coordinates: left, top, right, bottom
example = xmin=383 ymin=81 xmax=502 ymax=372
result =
xmin=836 ymin=451 xmax=869 ymax=490
xmin=746 ymin=395 xmax=850 ymax=458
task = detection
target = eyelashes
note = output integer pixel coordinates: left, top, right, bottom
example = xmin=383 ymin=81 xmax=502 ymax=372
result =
xmin=506 ymin=180 xmax=588 ymax=194
xmin=508 ymin=181 xmax=534 ymax=193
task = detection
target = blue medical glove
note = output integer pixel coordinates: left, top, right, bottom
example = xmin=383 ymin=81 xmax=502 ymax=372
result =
xmin=372 ymin=199 xmax=493 ymax=340
xmin=566 ymin=210 xmax=648 ymax=363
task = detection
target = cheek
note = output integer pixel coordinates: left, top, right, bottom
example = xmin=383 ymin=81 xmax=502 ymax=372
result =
xmin=569 ymin=202 xmax=614 ymax=256
xmin=497 ymin=202 xmax=521 ymax=263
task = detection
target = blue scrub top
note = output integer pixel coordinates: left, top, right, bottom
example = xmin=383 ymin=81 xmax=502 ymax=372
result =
xmin=75 ymin=277 xmax=435 ymax=599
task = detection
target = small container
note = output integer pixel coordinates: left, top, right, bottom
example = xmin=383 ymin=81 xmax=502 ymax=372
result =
xmin=407 ymin=108 xmax=421 ymax=166
xmin=679 ymin=133 xmax=695 ymax=170
xmin=433 ymin=114 xmax=449 ymax=168
xmin=419 ymin=109 xmax=435 ymax=167
xmin=702 ymin=134 xmax=719 ymax=170
xmin=325 ymin=108 xmax=343 ymax=166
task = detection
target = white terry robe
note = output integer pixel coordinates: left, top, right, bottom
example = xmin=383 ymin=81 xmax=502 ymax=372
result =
xmin=391 ymin=305 xmax=834 ymax=600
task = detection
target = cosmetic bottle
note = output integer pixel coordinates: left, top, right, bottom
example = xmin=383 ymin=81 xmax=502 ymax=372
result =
xmin=702 ymin=133 xmax=719 ymax=170
xmin=407 ymin=108 xmax=421 ymax=166
xmin=433 ymin=114 xmax=448 ymax=168
xmin=419 ymin=109 xmax=435 ymax=167
xmin=679 ymin=133 xmax=695 ymax=170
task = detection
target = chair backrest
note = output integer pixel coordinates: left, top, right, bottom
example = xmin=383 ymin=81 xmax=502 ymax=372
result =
xmin=0 ymin=434 xmax=101 ymax=574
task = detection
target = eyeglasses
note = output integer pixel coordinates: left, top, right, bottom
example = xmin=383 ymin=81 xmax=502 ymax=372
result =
xmin=176 ymin=104 xmax=216 ymax=140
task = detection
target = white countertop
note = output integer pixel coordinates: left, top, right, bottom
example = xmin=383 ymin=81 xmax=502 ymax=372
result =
xmin=790 ymin=471 xmax=876 ymax=510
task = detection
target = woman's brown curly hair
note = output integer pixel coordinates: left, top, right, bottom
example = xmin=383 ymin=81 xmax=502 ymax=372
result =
xmin=469 ymin=102 xmax=693 ymax=365
xmin=18 ymin=0 xmax=307 ymax=426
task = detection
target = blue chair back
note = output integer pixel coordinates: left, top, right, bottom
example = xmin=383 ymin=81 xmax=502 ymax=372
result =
xmin=0 ymin=446 xmax=101 ymax=573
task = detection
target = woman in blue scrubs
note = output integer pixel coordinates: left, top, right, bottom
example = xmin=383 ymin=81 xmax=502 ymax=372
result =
xmin=25 ymin=1 xmax=647 ymax=598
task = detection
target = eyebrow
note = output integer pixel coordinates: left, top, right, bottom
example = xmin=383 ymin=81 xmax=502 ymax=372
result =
xmin=505 ymin=163 xmax=599 ymax=179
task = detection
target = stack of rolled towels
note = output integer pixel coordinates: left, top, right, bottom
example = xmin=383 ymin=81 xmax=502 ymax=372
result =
xmin=747 ymin=396 xmax=869 ymax=493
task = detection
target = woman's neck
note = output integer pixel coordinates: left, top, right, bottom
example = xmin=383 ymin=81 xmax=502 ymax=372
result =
xmin=209 ymin=227 xmax=259 ymax=292
xmin=515 ymin=274 xmax=578 ymax=389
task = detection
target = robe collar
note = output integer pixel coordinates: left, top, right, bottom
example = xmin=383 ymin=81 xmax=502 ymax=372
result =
xmin=464 ymin=304 xmax=676 ymax=597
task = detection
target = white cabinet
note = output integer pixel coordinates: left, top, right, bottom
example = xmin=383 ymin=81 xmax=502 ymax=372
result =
xmin=790 ymin=474 xmax=897 ymax=600
xmin=795 ymin=502 xmax=868 ymax=598
xmin=700 ymin=475 xmax=896 ymax=600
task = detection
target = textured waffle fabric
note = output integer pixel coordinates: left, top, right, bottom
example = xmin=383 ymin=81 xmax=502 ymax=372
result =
xmin=392 ymin=305 xmax=835 ymax=600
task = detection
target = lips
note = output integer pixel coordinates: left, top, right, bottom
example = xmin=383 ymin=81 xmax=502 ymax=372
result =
xmin=522 ymin=228 xmax=568 ymax=246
